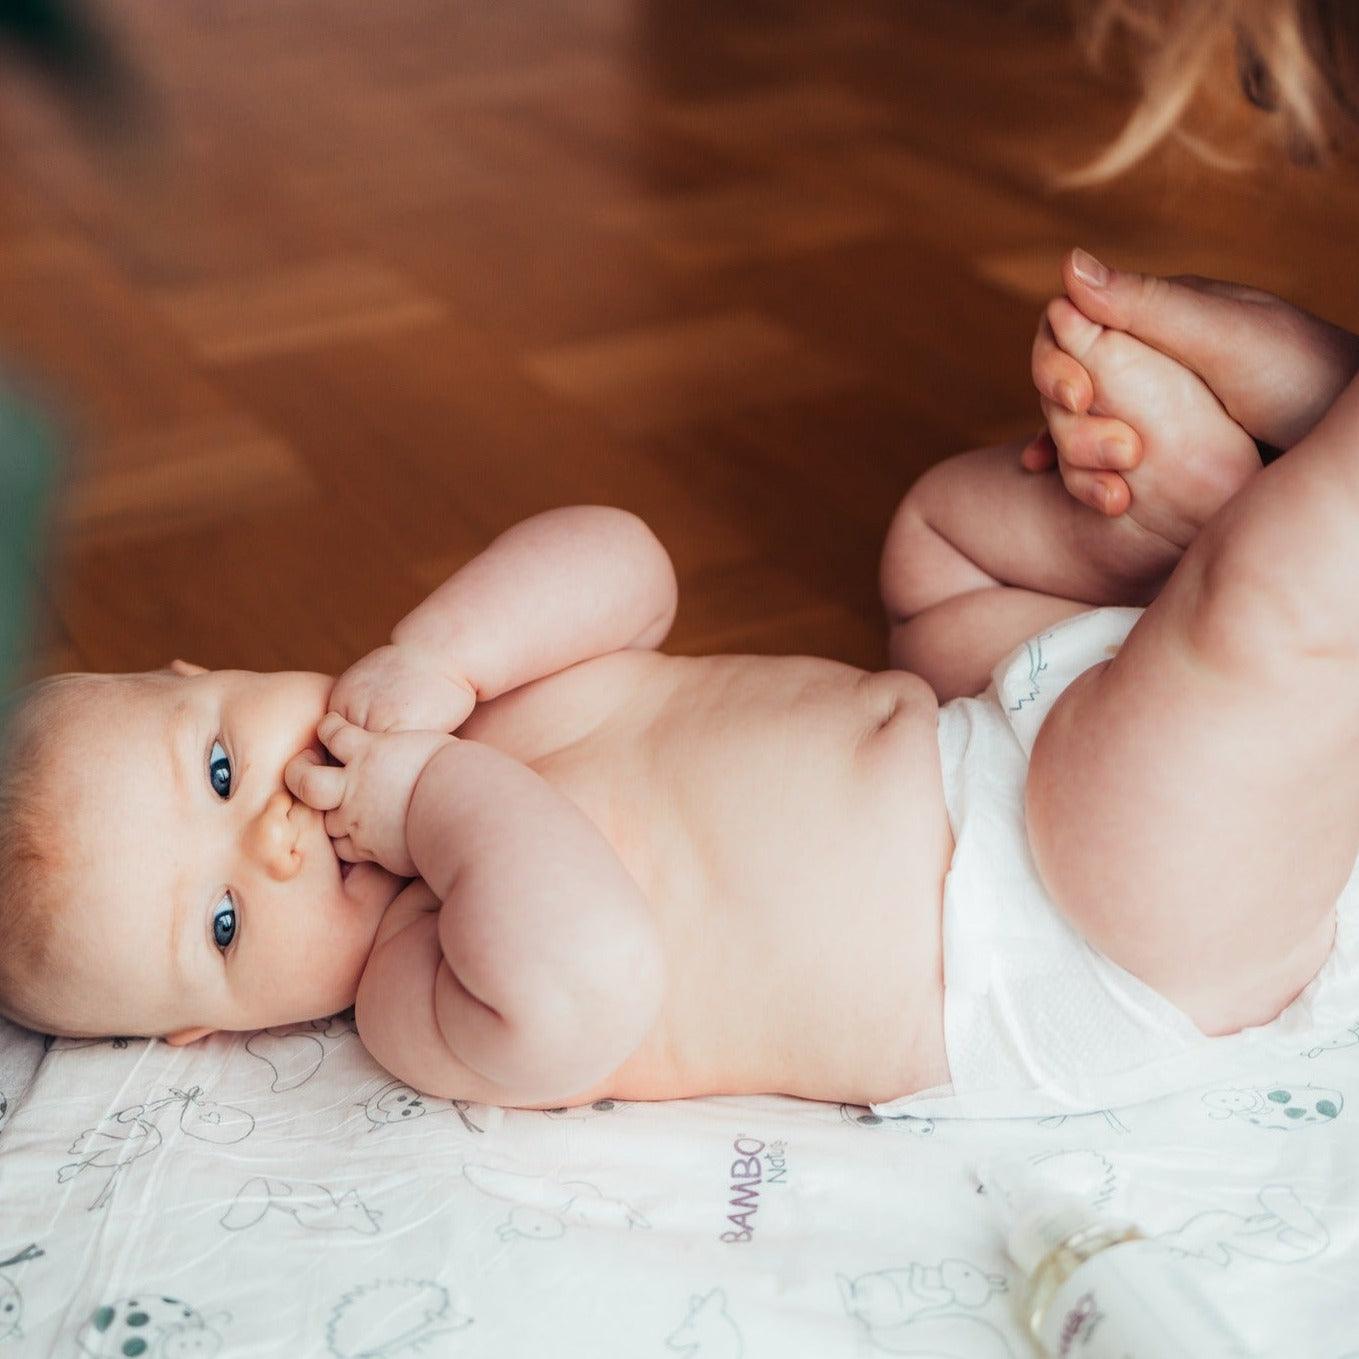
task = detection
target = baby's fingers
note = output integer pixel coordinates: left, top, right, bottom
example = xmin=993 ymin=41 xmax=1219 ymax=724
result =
xmin=328 ymin=832 xmax=358 ymax=863
xmin=284 ymin=750 xmax=345 ymax=811
xmin=318 ymin=711 xmax=366 ymax=762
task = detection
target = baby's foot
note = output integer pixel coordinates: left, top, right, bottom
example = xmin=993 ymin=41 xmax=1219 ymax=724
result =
xmin=1059 ymin=254 xmax=1359 ymax=451
xmin=1041 ymin=295 xmax=1262 ymax=554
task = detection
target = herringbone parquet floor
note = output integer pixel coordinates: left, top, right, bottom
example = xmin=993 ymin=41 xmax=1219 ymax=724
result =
xmin=5 ymin=0 xmax=1358 ymax=680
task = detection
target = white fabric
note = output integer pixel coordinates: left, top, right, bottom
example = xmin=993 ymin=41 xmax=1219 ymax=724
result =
xmin=2 ymin=1008 xmax=1359 ymax=1354
xmin=872 ymin=606 xmax=1359 ymax=1123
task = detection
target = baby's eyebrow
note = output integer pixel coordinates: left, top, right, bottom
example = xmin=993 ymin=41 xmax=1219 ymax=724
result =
xmin=166 ymin=700 xmax=194 ymax=977
xmin=168 ymin=716 xmax=183 ymax=801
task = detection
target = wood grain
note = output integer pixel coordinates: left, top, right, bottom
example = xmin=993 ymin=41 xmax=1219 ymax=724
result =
xmin=1 ymin=0 xmax=1354 ymax=681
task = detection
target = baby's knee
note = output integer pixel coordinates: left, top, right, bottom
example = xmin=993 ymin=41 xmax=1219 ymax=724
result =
xmin=879 ymin=466 xmax=990 ymax=622
xmin=879 ymin=488 xmax=934 ymax=620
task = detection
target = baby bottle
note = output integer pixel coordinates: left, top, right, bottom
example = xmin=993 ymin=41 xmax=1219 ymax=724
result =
xmin=980 ymin=1159 xmax=1254 ymax=1357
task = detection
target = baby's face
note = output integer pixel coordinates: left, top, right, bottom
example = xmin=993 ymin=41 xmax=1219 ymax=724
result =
xmin=46 ymin=661 xmax=409 ymax=1043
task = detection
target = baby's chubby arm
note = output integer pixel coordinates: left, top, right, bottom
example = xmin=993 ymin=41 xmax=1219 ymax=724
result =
xmin=407 ymin=736 xmax=664 ymax=1103
xmin=369 ymin=506 xmax=676 ymax=717
xmin=325 ymin=506 xmax=677 ymax=736
xmin=291 ymin=717 xmax=665 ymax=1106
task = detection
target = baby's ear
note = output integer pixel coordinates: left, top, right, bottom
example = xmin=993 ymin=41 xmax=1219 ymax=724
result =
xmin=169 ymin=658 xmax=207 ymax=677
xmin=164 ymin=1025 xmax=215 ymax=1046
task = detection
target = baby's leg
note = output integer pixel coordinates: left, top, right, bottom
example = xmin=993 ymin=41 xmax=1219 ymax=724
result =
xmin=881 ymin=442 xmax=1185 ymax=700
xmin=1025 ymin=372 xmax=1359 ymax=1036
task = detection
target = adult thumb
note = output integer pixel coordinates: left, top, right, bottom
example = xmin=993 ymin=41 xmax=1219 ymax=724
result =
xmin=1060 ymin=249 xmax=1240 ymax=388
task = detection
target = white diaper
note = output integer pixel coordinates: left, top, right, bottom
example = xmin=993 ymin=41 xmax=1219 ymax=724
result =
xmin=871 ymin=605 xmax=1359 ymax=1120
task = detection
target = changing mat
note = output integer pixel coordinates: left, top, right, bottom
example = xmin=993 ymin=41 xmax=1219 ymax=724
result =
xmin=1 ymin=1011 xmax=1358 ymax=1355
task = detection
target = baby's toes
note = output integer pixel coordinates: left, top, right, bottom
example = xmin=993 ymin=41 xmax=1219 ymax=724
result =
xmin=1045 ymin=296 xmax=1106 ymax=363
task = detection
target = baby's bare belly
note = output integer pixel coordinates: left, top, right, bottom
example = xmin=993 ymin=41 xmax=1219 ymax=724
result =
xmin=481 ymin=652 xmax=955 ymax=1109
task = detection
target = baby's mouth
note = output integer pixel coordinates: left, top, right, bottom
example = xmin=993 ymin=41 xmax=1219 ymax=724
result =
xmin=339 ymin=859 xmax=355 ymax=881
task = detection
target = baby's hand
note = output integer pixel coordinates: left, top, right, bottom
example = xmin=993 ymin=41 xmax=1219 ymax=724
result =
xmin=328 ymin=642 xmax=476 ymax=735
xmin=285 ymin=714 xmax=450 ymax=877
xmin=1024 ymin=292 xmax=1261 ymax=550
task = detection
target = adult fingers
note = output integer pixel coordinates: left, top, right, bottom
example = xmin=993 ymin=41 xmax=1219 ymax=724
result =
xmin=1038 ymin=398 xmax=1144 ymax=472
xmin=1020 ymin=428 xmax=1058 ymax=472
xmin=1040 ymin=400 xmax=1133 ymax=515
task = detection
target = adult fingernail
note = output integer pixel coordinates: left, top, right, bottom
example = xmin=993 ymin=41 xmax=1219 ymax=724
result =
xmin=1072 ymin=249 xmax=1109 ymax=288
xmin=1056 ymin=381 xmax=1079 ymax=413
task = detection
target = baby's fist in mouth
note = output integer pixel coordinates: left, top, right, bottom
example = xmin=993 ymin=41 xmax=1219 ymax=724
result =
xmin=285 ymin=715 xmax=451 ymax=878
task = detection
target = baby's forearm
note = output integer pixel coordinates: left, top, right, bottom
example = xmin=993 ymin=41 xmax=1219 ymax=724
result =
xmin=390 ymin=506 xmax=678 ymax=701
xmin=405 ymin=738 xmax=664 ymax=1094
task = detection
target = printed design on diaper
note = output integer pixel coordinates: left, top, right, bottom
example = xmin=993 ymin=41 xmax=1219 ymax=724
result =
xmin=1302 ymin=1019 xmax=1359 ymax=1059
xmin=461 ymin=1163 xmax=650 ymax=1240
xmin=1156 ymin=1185 xmax=1329 ymax=1267
xmin=243 ymin=1013 xmax=355 ymax=1093
xmin=840 ymin=1104 xmax=936 ymax=1137
xmin=1003 ymin=637 xmax=1048 ymax=716
xmin=1203 ymin=1082 xmax=1342 ymax=1129
xmin=1036 ymin=1109 xmax=1131 ymax=1135
xmin=221 ymin=1178 xmax=383 ymax=1235
xmin=838 ymin=1259 xmax=1014 ymax=1358
xmin=665 ymin=1288 xmax=743 ymax=1359
xmin=57 ymin=1085 xmax=255 ymax=1213
xmin=325 ymin=1279 xmax=470 ymax=1358
xmin=0 ymin=1245 xmax=43 ymax=1346
xmin=76 ymin=1293 xmax=231 ymax=1357
xmin=355 ymin=1078 xmax=489 ymax=1135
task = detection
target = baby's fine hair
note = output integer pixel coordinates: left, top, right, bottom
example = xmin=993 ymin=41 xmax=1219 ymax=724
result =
xmin=1067 ymin=0 xmax=1359 ymax=182
xmin=0 ymin=672 xmax=96 ymax=1034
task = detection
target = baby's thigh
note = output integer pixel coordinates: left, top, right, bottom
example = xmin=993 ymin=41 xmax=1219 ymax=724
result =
xmin=1023 ymin=586 xmax=1359 ymax=1035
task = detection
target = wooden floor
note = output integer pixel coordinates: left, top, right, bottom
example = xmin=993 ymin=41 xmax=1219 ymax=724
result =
xmin=4 ymin=0 xmax=1359 ymax=680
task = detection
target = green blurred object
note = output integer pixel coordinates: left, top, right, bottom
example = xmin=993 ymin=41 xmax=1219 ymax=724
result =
xmin=0 ymin=0 xmax=142 ymax=741
xmin=0 ymin=383 xmax=60 ymax=714
xmin=0 ymin=0 xmax=138 ymax=117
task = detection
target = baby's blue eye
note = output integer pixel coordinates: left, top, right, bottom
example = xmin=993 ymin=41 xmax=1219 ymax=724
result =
xmin=211 ymin=893 xmax=237 ymax=952
xmin=208 ymin=739 xmax=232 ymax=799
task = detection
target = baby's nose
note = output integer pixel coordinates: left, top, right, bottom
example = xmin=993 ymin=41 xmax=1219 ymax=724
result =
xmin=246 ymin=792 xmax=307 ymax=878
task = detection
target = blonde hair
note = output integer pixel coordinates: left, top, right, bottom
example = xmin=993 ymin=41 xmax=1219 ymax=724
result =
xmin=0 ymin=673 xmax=99 ymax=1034
xmin=1066 ymin=0 xmax=1359 ymax=183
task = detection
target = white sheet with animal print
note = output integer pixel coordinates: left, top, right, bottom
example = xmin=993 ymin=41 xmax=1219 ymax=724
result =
xmin=0 ymin=1008 xmax=1357 ymax=1356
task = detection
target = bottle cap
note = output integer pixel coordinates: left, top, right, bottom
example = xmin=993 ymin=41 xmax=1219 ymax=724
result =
xmin=976 ymin=1157 xmax=1137 ymax=1273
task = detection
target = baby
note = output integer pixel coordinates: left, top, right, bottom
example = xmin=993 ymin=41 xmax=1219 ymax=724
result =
xmin=4 ymin=248 xmax=1358 ymax=1116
